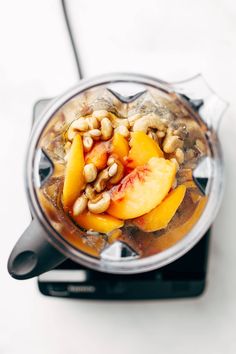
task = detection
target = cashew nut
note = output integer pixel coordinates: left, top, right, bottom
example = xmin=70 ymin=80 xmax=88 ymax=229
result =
xmin=94 ymin=168 xmax=110 ymax=192
xmin=115 ymin=125 xmax=130 ymax=138
xmin=88 ymin=192 xmax=111 ymax=214
xmin=101 ymin=118 xmax=113 ymax=140
xmin=132 ymin=113 xmax=166 ymax=133
xmin=67 ymin=118 xmax=89 ymax=140
xmin=72 ymin=118 xmax=88 ymax=131
xmin=163 ymin=135 xmax=183 ymax=153
xmin=83 ymin=136 xmax=94 ymax=152
xmin=87 ymin=117 xmax=99 ymax=129
xmin=147 ymin=131 xmax=158 ymax=142
xmin=173 ymin=124 xmax=188 ymax=140
xmin=92 ymin=110 xmax=109 ymax=121
xmin=84 ymin=163 xmax=98 ymax=183
xmin=73 ymin=194 xmax=88 ymax=216
xmin=107 ymin=156 xmax=116 ymax=166
xmin=85 ymin=185 xmax=96 ymax=200
xmin=128 ymin=113 xmax=141 ymax=127
xmin=175 ymin=148 xmax=185 ymax=164
xmin=109 ymin=160 xmax=124 ymax=184
xmin=89 ymin=129 xmax=101 ymax=140
xmin=109 ymin=115 xmax=130 ymax=129
xmin=90 ymin=193 xmax=103 ymax=203
xmin=92 ymin=110 xmax=129 ymax=128
xmin=108 ymin=163 xmax=118 ymax=177
xmin=156 ymin=131 xmax=166 ymax=138
xmin=67 ymin=128 xmax=78 ymax=141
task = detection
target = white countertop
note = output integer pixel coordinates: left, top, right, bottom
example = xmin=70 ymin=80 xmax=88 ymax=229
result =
xmin=1 ymin=1 xmax=236 ymax=353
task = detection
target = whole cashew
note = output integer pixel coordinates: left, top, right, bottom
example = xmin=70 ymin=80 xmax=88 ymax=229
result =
xmin=83 ymin=136 xmax=94 ymax=152
xmin=88 ymin=192 xmax=111 ymax=214
xmin=108 ymin=113 xmax=130 ymax=129
xmin=94 ymin=168 xmax=110 ymax=192
xmin=128 ymin=113 xmax=141 ymax=127
xmin=101 ymin=118 xmax=113 ymax=140
xmin=73 ymin=194 xmax=88 ymax=216
xmin=115 ymin=125 xmax=130 ymax=138
xmin=132 ymin=113 xmax=166 ymax=133
xmin=84 ymin=163 xmax=98 ymax=183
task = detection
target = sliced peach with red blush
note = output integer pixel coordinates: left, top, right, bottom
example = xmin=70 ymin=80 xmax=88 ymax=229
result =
xmin=107 ymin=157 xmax=176 ymax=220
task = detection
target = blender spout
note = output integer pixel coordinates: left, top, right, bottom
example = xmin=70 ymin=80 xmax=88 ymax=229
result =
xmin=172 ymin=74 xmax=229 ymax=131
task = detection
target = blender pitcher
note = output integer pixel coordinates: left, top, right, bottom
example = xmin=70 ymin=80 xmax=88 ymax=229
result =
xmin=7 ymin=73 xmax=227 ymax=279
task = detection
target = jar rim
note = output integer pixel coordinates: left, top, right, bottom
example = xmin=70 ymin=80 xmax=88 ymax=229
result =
xmin=25 ymin=72 xmax=224 ymax=274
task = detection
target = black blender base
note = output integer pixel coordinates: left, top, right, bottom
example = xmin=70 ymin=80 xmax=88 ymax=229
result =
xmin=38 ymin=229 xmax=210 ymax=300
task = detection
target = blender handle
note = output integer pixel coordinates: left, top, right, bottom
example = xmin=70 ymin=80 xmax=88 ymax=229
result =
xmin=7 ymin=219 xmax=66 ymax=280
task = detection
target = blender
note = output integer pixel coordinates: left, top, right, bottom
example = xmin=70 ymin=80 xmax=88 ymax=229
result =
xmin=7 ymin=2 xmax=228 ymax=299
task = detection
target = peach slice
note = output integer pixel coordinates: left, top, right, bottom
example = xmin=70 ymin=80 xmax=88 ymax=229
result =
xmin=126 ymin=131 xmax=163 ymax=168
xmin=133 ymin=185 xmax=186 ymax=232
xmin=107 ymin=157 xmax=176 ymax=220
xmin=72 ymin=211 xmax=124 ymax=233
xmin=111 ymin=132 xmax=129 ymax=163
xmin=85 ymin=141 xmax=109 ymax=170
xmin=148 ymin=197 xmax=207 ymax=253
xmin=62 ymin=134 xmax=85 ymax=209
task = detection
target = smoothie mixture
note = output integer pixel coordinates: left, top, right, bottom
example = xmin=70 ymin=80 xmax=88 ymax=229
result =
xmin=36 ymin=87 xmax=208 ymax=257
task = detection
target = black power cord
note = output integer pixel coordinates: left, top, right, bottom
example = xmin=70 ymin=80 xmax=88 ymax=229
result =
xmin=61 ymin=0 xmax=84 ymax=80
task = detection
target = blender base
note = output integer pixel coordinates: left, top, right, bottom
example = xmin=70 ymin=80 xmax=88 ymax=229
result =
xmin=38 ymin=229 xmax=210 ymax=300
